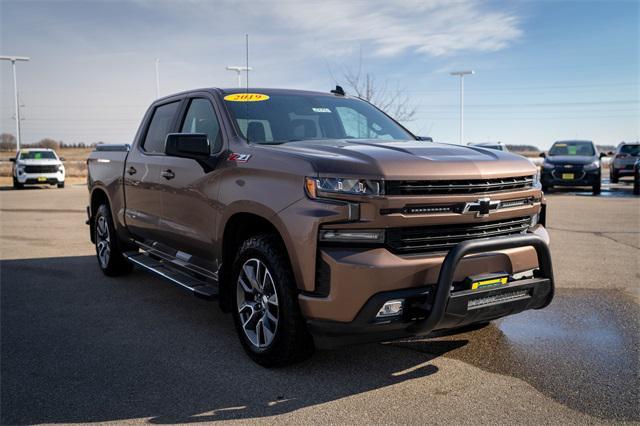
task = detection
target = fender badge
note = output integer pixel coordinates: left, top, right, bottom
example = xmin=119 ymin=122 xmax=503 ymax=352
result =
xmin=228 ymin=153 xmax=251 ymax=162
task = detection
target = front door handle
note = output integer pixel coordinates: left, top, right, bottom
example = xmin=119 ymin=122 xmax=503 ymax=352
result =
xmin=127 ymin=166 xmax=137 ymax=175
xmin=161 ymin=169 xmax=175 ymax=180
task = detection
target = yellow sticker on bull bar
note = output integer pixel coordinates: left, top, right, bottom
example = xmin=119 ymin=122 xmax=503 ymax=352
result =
xmin=472 ymin=276 xmax=508 ymax=290
xmin=224 ymin=93 xmax=270 ymax=102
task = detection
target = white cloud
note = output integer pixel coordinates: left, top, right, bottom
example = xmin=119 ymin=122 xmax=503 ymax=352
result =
xmin=239 ymin=0 xmax=522 ymax=58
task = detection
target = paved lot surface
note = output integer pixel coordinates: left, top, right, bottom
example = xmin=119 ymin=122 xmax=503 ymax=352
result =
xmin=1 ymin=181 xmax=638 ymax=425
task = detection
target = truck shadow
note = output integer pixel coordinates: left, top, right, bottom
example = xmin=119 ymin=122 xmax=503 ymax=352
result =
xmin=1 ymin=255 xmax=465 ymax=425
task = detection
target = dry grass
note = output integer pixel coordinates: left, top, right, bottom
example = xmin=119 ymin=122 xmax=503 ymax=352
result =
xmin=0 ymin=147 xmax=92 ymax=178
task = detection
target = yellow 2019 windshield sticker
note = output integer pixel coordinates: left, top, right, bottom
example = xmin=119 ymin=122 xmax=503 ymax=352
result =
xmin=224 ymin=93 xmax=270 ymax=102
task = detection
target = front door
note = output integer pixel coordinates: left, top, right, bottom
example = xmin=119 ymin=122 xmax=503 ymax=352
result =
xmin=159 ymin=96 xmax=226 ymax=267
xmin=124 ymin=100 xmax=181 ymax=243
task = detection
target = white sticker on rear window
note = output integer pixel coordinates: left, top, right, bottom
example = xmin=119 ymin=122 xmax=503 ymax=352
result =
xmin=312 ymin=107 xmax=331 ymax=113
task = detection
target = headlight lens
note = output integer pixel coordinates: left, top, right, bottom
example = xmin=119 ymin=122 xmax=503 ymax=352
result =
xmin=583 ymin=161 xmax=600 ymax=171
xmin=532 ymin=171 xmax=541 ymax=189
xmin=305 ymin=177 xmax=383 ymax=198
xmin=319 ymin=229 xmax=385 ymax=243
xmin=542 ymin=160 xmax=555 ymax=170
xmin=17 ymin=165 xmax=25 ymax=174
xmin=58 ymin=165 xmax=65 ymax=172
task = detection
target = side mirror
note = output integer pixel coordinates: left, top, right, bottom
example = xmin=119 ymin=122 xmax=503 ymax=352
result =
xmin=599 ymin=152 xmax=607 ymax=159
xmin=9 ymin=158 xmax=16 ymax=162
xmin=539 ymin=152 xmax=546 ymax=158
xmin=416 ymin=136 xmax=433 ymax=142
xmin=59 ymin=157 xmax=66 ymax=161
xmin=165 ymin=133 xmax=210 ymax=160
xmin=607 ymin=151 xmax=614 ymax=156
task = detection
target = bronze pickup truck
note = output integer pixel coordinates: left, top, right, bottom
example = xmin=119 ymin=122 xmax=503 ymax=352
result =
xmin=87 ymin=87 xmax=554 ymax=367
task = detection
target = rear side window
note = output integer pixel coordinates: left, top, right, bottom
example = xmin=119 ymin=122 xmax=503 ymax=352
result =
xmin=142 ymin=101 xmax=180 ymax=154
xmin=180 ymin=98 xmax=222 ymax=153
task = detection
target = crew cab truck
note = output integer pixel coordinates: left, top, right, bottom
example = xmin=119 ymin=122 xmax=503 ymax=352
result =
xmin=87 ymin=88 xmax=554 ymax=367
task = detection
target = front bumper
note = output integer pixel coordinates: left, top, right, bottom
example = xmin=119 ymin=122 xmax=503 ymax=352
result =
xmin=541 ymin=168 xmax=600 ymax=187
xmin=303 ymin=233 xmax=554 ymax=348
xmin=611 ymin=162 xmax=637 ymax=177
xmin=16 ymin=173 xmax=64 ymax=184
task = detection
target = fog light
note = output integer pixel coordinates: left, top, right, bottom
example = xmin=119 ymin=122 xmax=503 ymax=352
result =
xmin=376 ymin=299 xmax=403 ymax=318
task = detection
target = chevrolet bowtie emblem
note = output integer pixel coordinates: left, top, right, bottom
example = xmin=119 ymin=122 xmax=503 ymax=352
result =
xmin=463 ymin=198 xmax=500 ymax=217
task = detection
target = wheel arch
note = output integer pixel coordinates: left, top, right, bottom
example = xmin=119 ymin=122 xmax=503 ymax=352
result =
xmin=218 ymin=211 xmax=294 ymax=313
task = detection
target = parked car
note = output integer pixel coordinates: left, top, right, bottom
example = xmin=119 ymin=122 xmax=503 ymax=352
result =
xmin=633 ymin=158 xmax=639 ymax=195
xmin=86 ymin=87 xmax=554 ymax=366
xmin=540 ymin=140 xmax=604 ymax=195
xmin=609 ymin=141 xmax=640 ymax=183
xmin=10 ymin=148 xmax=65 ymax=189
xmin=468 ymin=142 xmax=509 ymax=152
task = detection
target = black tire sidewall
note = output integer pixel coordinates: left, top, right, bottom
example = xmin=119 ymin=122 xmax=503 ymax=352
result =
xmin=230 ymin=235 xmax=313 ymax=366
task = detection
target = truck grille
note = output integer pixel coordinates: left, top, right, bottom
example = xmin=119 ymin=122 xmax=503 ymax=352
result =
xmin=24 ymin=165 xmax=58 ymax=173
xmin=386 ymin=176 xmax=533 ymax=196
xmin=386 ymin=216 xmax=531 ymax=254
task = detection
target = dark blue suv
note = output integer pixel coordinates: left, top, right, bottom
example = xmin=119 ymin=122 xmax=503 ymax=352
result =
xmin=540 ymin=140 xmax=605 ymax=195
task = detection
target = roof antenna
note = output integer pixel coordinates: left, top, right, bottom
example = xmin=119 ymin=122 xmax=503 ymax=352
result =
xmin=331 ymin=85 xmax=345 ymax=96
xmin=245 ymin=33 xmax=250 ymax=143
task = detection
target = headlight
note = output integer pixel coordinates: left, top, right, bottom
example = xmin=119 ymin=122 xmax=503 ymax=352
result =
xmin=542 ymin=160 xmax=555 ymax=170
xmin=319 ymin=229 xmax=385 ymax=243
xmin=532 ymin=171 xmax=541 ymax=189
xmin=17 ymin=165 xmax=25 ymax=174
xmin=530 ymin=213 xmax=539 ymax=228
xmin=305 ymin=177 xmax=383 ymax=199
xmin=583 ymin=161 xmax=600 ymax=171
xmin=58 ymin=165 xmax=65 ymax=172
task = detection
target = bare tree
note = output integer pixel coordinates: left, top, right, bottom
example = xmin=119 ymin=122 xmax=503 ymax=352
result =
xmin=337 ymin=59 xmax=417 ymax=123
xmin=0 ymin=133 xmax=17 ymax=151
xmin=35 ymin=138 xmax=60 ymax=150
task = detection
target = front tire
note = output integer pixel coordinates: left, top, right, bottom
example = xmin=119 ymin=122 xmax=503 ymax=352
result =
xmin=13 ymin=177 xmax=23 ymax=189
xmin=57 ymin=181 xmax=65 ymax=188
xmin=94 ymin=204 xmax=133 ymax=276
xmin=231 ymin=234 xmax=314 ymax=367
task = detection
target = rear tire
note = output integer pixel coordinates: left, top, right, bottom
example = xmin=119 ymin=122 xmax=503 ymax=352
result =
xmin=94 ymin=204 xmax=133 ymax=276
xmin=231 ymin=234 xmax=314 ymax=367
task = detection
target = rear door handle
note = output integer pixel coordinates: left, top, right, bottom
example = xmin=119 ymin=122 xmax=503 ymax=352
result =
xmin=161 ymin=169 xmax=175 ymax=180
xmin=127 ymin=166 xmax=137 ymax=175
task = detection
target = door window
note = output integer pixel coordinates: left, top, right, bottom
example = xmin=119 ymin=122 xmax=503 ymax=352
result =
xmin=142 ymin=101 xmax=180 ymax=154
xmin=181 ymin=98 xmax=222 ymax=153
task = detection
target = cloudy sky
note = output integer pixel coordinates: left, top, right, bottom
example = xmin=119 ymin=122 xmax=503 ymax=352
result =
xmin=0 ymin=0 xmax=638 ymax=148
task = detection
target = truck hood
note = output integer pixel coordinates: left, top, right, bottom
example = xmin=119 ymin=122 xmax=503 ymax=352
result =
xmin=544 ymin=155 xmax=596 ymax=165
xmin=17 ymin=159 xmax=61 ymax=166
xmin=262 ymin=139 xmax=536 ymax=180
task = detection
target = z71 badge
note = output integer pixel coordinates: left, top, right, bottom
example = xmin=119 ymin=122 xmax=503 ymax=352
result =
xmin=228 ymin=153 xmax=251 ymax=162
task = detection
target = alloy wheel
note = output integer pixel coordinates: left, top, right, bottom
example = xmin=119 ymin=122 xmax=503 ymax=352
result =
xmin=236 ymin=258 xmax=279 ymax=349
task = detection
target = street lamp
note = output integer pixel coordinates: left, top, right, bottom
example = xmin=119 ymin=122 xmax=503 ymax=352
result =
xmin=0 ymin=55 xmax=30 ymax=151
xmin=155 ymin=58 xmax=160 ymax=99
xmin=450 ymin=70 xmax=474 ymax=145
xmin=226 ymin=66 xmax=252 ymax=88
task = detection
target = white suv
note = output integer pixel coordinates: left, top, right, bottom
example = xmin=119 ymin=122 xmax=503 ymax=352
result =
xmin=11 ymin=148 xmax=66 ymax=189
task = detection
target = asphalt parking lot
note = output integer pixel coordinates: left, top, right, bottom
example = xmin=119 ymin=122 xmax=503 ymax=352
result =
xmin=1 ymin=181 xmax=638 ymax=425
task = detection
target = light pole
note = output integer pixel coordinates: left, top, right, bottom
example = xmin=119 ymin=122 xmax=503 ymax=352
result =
xmin=1 ymin=55 xmax=30 ymax=151
xmin=226 ymin=66 xmax=252 ymax=88
xmin=155 ymin=58 xmax=160 ymax=98
xmin=450 ymin=70 xmax=474 ymax=145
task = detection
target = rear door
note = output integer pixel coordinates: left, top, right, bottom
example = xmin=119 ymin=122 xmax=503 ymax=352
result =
xmin=124 ymin=99 xmax=182 ymax=243
xmin=158 ymin=94 xmax=227 ymax=265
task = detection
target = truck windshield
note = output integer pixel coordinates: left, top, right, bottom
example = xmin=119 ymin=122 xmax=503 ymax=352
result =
xmin=19 ymin=151 xmax=57 ymax=160
xmin=223 ymin=92 xmax=415 ymax=144
xmin=549 ymin=141 xmax=595 ymax=156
